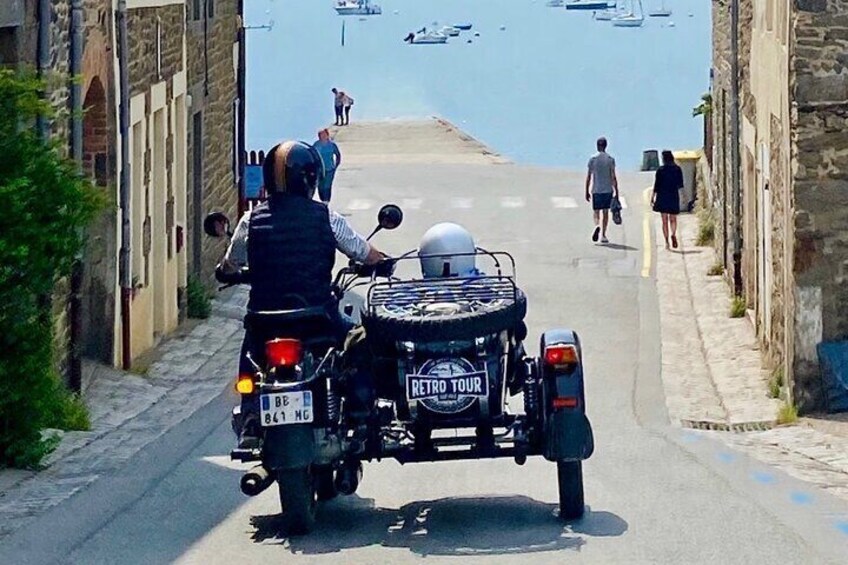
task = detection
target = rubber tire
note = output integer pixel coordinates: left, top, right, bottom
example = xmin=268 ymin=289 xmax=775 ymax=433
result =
xmin=315 ymin=467 xmax=337 ymax=502
xmin=557 ymin=461 xmax=585 ymax=521
xmin=277 ymin=468 xmax=317 ymax=535
xmin=363 ymin=290 xmax=527 ymax=343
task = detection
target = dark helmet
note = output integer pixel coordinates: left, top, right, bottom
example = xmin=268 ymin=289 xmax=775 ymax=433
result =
xmin=262 ymin=140 xmax=325 ymax=199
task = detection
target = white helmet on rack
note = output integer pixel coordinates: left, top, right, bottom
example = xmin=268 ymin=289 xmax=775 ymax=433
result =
xmin=418 ymin=222 xmax=477 ymax=278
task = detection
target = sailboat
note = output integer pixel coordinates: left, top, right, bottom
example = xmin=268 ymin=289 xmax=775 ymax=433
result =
xmin=612 ymin=0 xmax=644 ymax=27
xmin=594 ymin=0 xmax=624 ymax=20
xmin=648 ymin=0 xmax=672 ymax=17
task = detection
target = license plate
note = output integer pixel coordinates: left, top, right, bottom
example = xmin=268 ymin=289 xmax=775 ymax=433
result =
xmin=260 ymin=391 xmax=314 ymax=427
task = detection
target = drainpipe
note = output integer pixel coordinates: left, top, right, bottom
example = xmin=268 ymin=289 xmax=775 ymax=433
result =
xmin=117 ymin=0 xmax=133 ymax=370
xmin=68 ymin=0 xmax=85 ymax=392
xmin=730 ymin=0 xmax=743 ymax=296
xmin=36 ymin=0 xmax=50 ymax=139
xmin=237 ymin=0 xmax=246 ymax=216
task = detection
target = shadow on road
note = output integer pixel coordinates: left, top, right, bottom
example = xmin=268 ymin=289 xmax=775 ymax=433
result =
xmin=250 ymin=494 xmax=627 ymax=556
xmin=599 ymin=243 xmax=638 ymax=251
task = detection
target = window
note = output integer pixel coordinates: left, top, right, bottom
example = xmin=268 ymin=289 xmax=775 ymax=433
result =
xmin=191 ymin=0 xmax=202 ymax=21
xmin=207 ymin=0 xmax=215 ymax=19
xmin=0 ymin=26 xmax=18 ymax=66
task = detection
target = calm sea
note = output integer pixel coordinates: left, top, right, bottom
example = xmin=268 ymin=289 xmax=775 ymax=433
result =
xmin=245 ymin=0 xmax=712 ymax=169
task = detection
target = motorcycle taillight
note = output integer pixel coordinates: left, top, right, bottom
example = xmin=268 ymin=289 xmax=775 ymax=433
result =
xmin=265 ymin=338 xmax=303 ymax=367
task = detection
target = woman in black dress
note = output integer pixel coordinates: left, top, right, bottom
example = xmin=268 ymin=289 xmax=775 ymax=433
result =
xmin=652 ymin=150 xmax=684 ymax=249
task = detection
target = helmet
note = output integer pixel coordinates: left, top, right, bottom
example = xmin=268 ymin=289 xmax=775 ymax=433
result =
xmin=262 ymin=140 xmax=325 ymax=199
xmin=418 ymin=223 xmax=477 ymax=278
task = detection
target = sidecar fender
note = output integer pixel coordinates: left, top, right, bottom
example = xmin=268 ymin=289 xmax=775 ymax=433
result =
xmin=539 ymin=329 xmax=595 ymax=462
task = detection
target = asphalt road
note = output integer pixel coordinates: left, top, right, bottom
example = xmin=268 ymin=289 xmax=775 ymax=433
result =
xmin=3 ymin=164 xmax=847 ymax=564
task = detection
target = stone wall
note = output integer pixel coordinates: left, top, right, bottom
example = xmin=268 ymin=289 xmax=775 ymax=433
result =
xmin=790 ymin=0 xmax=848 ymax=411
xmin=186 ymin=0 xmax=239 ymax=285
xmin=710 ymin=0 xmax=733 ymax=270
xmin=126 ymin=5 xmax=184 ymax=97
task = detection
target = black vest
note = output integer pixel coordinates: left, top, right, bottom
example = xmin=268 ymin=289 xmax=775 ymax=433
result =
xmin=247 ymin=196 xmax=336 ymax=311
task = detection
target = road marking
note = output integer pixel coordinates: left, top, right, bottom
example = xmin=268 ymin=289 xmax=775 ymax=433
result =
xmin=402 ymin=198 xmax=423 ymax=210
xmin=500 ymin=196 xmax=525 ymax=208
xmin=790 ymin=491 xmax=813 ymax=505
xmin=641 ymin=187 xmax=652 ymax=278
xmin=451 ymin=197 xmax=473 ymax=209
xmin=619 ymin=195 xmax=628 ymax=209
xmin=347 ymin=198 xmax=373 ymax=211
xmin=551 ymin=196 xmax=579 ymax=209
xmin=751 ymin=471 xmax=777 ymax=485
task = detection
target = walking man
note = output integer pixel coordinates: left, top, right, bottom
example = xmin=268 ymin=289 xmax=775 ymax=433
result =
xmin=314 ymin=128 xmax=341 ymax=204
xmin=332 ymin=87 xmax=344 ymax=126
xmin=585 ymin=136 xmax=619 ymax=243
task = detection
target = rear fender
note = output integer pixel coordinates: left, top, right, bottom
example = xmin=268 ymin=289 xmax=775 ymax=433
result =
xmin=260 ymin=381 xmax=318 ymax=471
xmin=539 ymin=329 xmax=594 ymax=462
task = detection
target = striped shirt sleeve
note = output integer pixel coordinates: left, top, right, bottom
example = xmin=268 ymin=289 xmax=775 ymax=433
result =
xmin=329 ymin=210 xmax=371 ymax=262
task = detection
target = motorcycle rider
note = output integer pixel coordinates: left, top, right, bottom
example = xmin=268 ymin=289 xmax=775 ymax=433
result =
xmin=216 ymin=140 xmax=385 ymax=449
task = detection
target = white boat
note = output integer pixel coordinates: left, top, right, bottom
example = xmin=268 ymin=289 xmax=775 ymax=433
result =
xmin=594 ymin=1 xmax=624 ymax=20
xmin=566 ymin=0 xmax=614 ymax=10
xmin=404 ymin=28 xmax=448 ymax=44
xmin=546 ymin=0 xmax=565 ymax=7
xmin=334 ymin=0 xmax=382 ymax=16
xmin=648 ymin=0 xmax=672 ymax=17
xmin=440 ymin=25 xmax=461 ymax=37
xmin=612 ymin=0 xmax=644 ymax=27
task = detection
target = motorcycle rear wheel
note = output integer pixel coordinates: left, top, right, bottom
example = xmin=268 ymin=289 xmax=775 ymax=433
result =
xmin=277 ymin=467 xmax=317 ymax=535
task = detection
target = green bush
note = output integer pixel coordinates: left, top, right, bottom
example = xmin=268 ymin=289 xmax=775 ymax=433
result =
xmin=0 ymin=70 xmax=102 ymax=468
xmin=187 ymin=275 xmax=212 ymax=319
xmin=777 ymin=402 xmax=798 ymax=425
xmin=729 ymin=296 xmax=747 ymax=318
xmin=768 ymin=367 xmax=785 ymax=400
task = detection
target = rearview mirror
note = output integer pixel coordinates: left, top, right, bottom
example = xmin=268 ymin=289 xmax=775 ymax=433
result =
xmin=203 ymin=212 xmax=231 ymax=238
xmin=377 ymin=204 xmax=403 ymax=231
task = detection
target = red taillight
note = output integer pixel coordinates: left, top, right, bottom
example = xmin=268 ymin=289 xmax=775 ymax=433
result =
xmin=265 ymin=338 xmax=302 ymax=367
xmin=553 ymin=396 xmax=579 ymax=409
xmin=544 ymin=344 xmax=579 ymax=367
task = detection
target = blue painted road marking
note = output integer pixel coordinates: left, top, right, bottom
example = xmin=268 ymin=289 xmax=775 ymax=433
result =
xmin=751 ymin=471 xmax=776 ymax=485
xmin=789 ymin=492 xmax=813 ymax=505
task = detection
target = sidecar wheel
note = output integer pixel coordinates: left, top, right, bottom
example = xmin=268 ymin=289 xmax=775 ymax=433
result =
xmin=278 ymin=467 xmax=317 ymax=535
xmin=557 ymin=461 xmax=585 ymax=521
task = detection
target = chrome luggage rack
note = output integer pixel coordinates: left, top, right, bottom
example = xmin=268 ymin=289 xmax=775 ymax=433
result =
xmin=366 ymin=250 xmax=518 ymax=315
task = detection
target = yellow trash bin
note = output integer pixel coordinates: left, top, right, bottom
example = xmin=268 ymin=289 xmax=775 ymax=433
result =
xmin=673 ymin=149 xmax=701 ymax=213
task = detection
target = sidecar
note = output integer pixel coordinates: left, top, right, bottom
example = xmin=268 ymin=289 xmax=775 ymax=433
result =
xmin=360 ymin=251 xmax=594 ymax=520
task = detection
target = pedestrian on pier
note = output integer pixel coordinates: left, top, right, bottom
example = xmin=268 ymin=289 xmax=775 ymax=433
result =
xmin=651 ymin=150 xmax=684 ymax=249
xmin=314 ymin=128 xmax=341 ymax=203
xmin=585 ymin=136 xmax=619 ymax=244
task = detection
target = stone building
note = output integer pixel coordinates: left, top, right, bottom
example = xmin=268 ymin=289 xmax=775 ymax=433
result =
xmin=710 ymin=0 xmax=848 ymax=412
xmin=0 ymin=0 xmax=243 ymax=387
xmin=186 ymin=0 xmax=243 ymax=285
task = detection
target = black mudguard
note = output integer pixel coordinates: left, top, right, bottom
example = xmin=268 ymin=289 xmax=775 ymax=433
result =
xmin=263 ymin=424 xmax=316 ymax=471
xmin=543 ymin=411 xmax=595 ymax=462
xmin=539 ymin=329 xmax=595 ymax=462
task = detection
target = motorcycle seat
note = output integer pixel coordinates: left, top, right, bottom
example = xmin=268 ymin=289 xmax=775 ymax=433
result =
xmin=245 ymin=306 xmax=343 ymax=349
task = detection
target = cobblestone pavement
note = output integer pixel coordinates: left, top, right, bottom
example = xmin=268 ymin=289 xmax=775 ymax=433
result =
xmin=657 ymin=212 xmax=848 ymax=503
xmin=655 ymin=212 xmax=780 ymax=429
xmin=0 ymin=288 xmax=248 ymax=540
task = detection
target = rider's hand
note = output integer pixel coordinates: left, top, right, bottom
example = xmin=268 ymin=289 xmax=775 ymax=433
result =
xmin=364 ymin=244 xmax=384 ymax=265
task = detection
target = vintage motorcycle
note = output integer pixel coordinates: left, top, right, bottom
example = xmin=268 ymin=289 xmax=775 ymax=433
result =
xmin=204 ymin=205 xmax=594 ymax=534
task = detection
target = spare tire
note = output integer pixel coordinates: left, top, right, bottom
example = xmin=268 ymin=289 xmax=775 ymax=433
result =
xmin=363 ymin=290 xmax=527 ymax=343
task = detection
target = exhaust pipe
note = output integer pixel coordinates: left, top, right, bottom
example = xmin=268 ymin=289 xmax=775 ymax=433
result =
xmin=240 ymin=465 xmax=273 ymax=496
xmin=334 ymin=462 xmax=363 ymax=495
